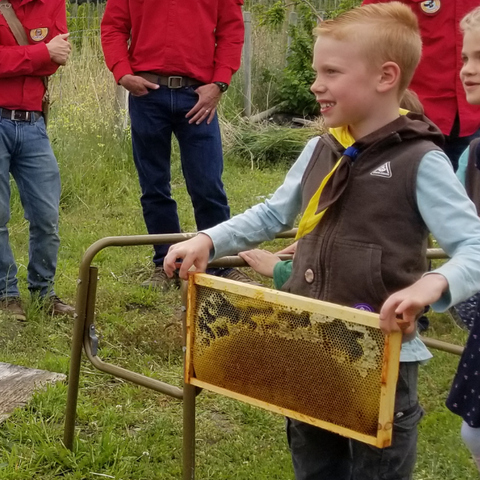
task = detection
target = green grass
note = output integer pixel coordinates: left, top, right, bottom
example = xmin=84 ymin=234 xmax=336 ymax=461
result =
xmin=1 ymin=56 xmax=479 ymax=479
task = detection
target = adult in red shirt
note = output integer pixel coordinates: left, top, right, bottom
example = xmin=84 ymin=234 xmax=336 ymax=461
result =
xmin=101 ymin=0 xmax=247 ymax=288
xmin=0 ymin=0 xmax=73 ymax=320
xmin=363 ymin=0 xmax=480 ymax=170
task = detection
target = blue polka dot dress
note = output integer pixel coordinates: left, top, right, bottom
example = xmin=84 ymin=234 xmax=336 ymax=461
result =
xmin=453 ymin=293 xmax=478 ymax=331
xmin=446 ymin=309 xmax=480 ymax=428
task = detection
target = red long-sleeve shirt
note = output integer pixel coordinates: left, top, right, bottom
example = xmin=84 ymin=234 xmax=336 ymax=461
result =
xmin=362 ymin=0 xmax=480 ymax=137
xmin=0 ymin=0 xmax=66 ymax=111
xmin=101 ymin=0 xmax=245 ymax=86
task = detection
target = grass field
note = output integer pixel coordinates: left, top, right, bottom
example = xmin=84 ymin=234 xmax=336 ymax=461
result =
xmin=0 ymin=55 xmax=478 ymax=479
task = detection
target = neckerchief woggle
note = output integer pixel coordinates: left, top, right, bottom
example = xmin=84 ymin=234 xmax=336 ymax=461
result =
xmin=295 ymin=108 xmax=409 ymax=240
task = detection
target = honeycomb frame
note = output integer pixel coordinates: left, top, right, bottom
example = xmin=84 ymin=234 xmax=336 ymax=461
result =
xmin=185 ymin=273 xmax=402 ymax=448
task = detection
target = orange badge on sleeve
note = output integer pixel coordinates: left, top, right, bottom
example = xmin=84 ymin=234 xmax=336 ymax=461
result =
xmin=30 ymin=27 xmax=48 ymax=42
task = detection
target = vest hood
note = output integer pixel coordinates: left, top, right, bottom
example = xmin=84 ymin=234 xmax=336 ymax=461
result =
xmin=323 ymin=112 xmax=445 ymax=157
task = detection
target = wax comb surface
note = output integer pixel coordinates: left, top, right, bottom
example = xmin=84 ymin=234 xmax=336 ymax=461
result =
xmin=185 ymin=273 xmax=401 ymax=447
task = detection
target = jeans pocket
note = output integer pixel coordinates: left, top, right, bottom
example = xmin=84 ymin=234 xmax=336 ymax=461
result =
xmin=368 ymin=404 xmax=424 ymax=479
xmin=393 ymin=403 xmax=424 ymax=433
xmin=34 ymin=117 xmax=49 ymax=139
xmin=130 ymin=89 xmax=154 ymax=98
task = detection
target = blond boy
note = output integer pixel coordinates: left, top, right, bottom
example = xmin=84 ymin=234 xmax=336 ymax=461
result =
xmin=165 ymin=3 xmax=480 ymax=478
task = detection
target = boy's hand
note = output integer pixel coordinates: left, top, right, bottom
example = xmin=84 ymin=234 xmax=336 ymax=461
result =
xmin=238 ymin=249 xmax=281 ymax=278
xmin=379 ymin=274 xmax=448 ymax=336
xmin=163 ymin=233 xmax=213 ymax=280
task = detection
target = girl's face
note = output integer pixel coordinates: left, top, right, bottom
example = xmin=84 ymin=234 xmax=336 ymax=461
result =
xmin=460 ymin=29 xmax=480 ymax=105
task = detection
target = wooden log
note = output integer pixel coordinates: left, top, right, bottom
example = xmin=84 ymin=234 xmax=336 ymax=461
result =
xmin=0 ymin=363 xmax=66 ymax=423
xmin=248 ymin=103 xmax=286 ymax=123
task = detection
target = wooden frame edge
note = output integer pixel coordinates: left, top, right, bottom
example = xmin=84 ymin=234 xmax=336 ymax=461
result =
xmin=189 ymin=378 xmax=379 ymax=447
xmin=376 ymin=331 xmax=402 ymax=448
xmin=192 ymin=273 xmax=381 ymax=329
xmin=184 ymin=273 xmax=197 ymax=384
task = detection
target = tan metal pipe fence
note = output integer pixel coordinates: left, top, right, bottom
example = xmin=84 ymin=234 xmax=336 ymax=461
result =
xmin=63 ymin=233 xmax=461 ymax=479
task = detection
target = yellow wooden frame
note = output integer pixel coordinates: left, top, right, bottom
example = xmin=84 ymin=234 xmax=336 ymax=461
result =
xmin=185 ymin=273 xmax=402 ymax=448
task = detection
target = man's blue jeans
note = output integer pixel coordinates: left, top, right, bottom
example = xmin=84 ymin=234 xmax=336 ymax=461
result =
xmin=0 ymin=115 xmax=60 ymax=299
xmin=129 ymin=86 xmax=230 ymax=266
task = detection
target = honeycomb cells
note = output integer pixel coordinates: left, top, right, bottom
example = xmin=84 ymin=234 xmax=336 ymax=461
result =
xmin=191 ymin=285 xmax=386 ymax=437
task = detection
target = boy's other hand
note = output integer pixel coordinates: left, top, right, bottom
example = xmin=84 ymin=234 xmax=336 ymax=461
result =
xmin=46 ymin=33 xmax=71 ymax=65
xmin=276 ymin=241 xmax=298 ymax=256
xmin=238 ymin=249 xmax=281 ymax=278
xmin=379 ymin=273 xmax=448 ymax=336
xmin=163 ymin=233 xmax=213 ymax=280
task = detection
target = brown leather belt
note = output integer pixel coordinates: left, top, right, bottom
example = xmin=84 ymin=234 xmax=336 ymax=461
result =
xmin=136 ymin=72 xmax=203 ymax=89
xmin=1 ymin=108 xmax=42 ymax=121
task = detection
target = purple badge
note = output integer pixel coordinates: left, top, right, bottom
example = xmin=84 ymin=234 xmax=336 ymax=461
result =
xmin=353 ymin=303 xmax=374 ymax=312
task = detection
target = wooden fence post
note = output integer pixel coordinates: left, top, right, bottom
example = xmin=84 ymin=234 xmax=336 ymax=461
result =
xmin=243 ymin=11 xmax=252 ymax=118
xmin=115 ymin=85 xmax=129 ymax=131
xmin=287 ymin=11 xmax=298 ymax=65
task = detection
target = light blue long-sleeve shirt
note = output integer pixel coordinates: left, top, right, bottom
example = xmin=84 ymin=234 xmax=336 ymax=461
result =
xmin=203 ymin=137 xmax=480 ymax=362
xmin=456 ymin=147 xmax=469 ymax=185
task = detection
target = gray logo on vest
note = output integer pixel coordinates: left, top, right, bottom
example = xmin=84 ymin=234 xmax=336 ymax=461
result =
xmin=370 ymin=162 xmax=392 ymax=178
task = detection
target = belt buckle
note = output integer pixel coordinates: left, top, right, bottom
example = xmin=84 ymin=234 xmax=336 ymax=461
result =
xmin=11 ymin=110 xmax=28 ymax=121
xmin=167 ymin=76 xmax=183 ymax=89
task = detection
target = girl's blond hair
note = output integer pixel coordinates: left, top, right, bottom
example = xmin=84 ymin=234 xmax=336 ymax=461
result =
xmin=460 ymin=6 xmax=480 ymax=34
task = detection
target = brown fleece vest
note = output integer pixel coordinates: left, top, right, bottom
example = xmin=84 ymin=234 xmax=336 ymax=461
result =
xmin=282 ymin=121 xmax=440 ymax=314
xmin=465 ymin=138 xmax=480 ymax=215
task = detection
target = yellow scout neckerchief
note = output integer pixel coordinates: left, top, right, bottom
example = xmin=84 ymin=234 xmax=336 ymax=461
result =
xmin=295 ymin=109 xmax=409 ymax=240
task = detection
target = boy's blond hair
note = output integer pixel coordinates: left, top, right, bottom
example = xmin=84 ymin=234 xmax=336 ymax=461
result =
xmin=314 ymin=2 xmax=421 ymax=95
xmin=460 ymin=6 xmax=480 ymax=33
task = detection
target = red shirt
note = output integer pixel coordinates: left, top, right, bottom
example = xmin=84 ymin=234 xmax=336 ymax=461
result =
xmin=362 ymin=0 xmax=480 ymax=136
xmin=101 ymin=0 xmax=245 ymax=85
xmin=0 ymin=0 xmax=66 ymax=111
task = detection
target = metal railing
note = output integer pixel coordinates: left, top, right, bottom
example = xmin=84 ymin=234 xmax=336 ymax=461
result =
xmin=63 ymin=234 xmax=462 ymax=479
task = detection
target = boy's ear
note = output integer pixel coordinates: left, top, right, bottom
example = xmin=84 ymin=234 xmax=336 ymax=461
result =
xmin=377 ymin=61 xmax=401 ymax=93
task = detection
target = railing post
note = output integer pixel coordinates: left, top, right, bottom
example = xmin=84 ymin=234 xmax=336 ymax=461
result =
xmin=183 ymin=383 xmax=196 ymax=480
xmin=63 ymin=266 xmax=98 ymax=449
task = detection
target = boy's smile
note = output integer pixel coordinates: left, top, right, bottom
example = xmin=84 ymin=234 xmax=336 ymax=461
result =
xmin=310 ymin=35 xmax=398 ymax=140
xmin=460 ymin=29 xmax=480 ymax=105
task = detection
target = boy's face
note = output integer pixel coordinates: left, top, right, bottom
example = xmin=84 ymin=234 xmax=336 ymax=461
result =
xmin=461 ymin=29 xmax=480 ymax=105
xmin=310 ymin=36 xmax=381 ymax=138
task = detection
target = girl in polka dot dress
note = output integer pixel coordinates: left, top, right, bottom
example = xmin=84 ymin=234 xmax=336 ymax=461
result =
xmin=446 ymin=7 xmax=480 ymax=471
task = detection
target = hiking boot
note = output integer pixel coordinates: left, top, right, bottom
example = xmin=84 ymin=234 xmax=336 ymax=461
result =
xmin=141 ymin=266 xmax=180 ymax=290
xmin=217 ymin=268 xmax=261 ymax=285
xmin=0 ymin=297 xmax=26 ymax=322
xmin=44 ymin=296 xmax=75 ymax=317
